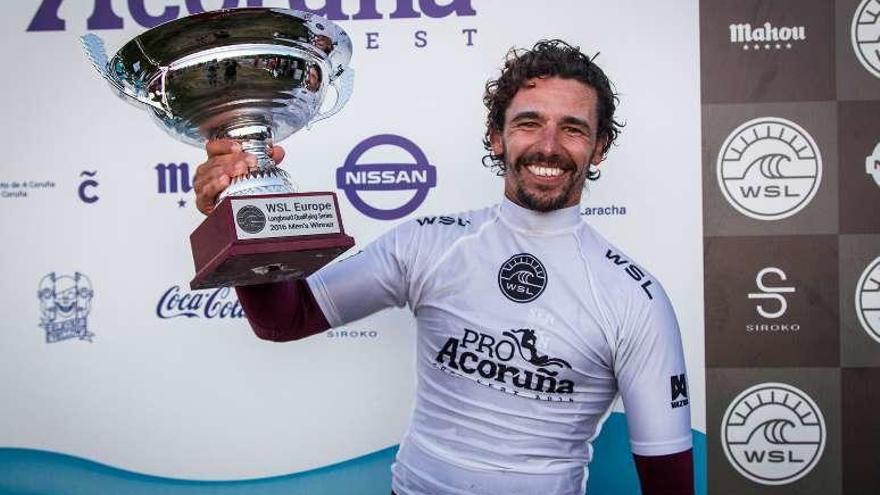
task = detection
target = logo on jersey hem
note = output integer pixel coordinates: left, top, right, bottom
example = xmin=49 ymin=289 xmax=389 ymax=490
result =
xmin=498 ymin=253 xmax=547 ymax=303
xmin=434 ymin=327 xmax=574 ymax=402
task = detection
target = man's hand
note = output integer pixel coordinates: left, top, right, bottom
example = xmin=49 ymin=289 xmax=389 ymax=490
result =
xmin=193 ymin=139 xmax=286 ymax=215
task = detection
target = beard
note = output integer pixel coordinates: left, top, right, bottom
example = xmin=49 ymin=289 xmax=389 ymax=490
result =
xmin=508 ymin=150 xmax=587 ymax=212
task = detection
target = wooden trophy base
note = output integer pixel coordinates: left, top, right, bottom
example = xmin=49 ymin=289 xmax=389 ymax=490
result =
xmin=189 ymin=192 xmax=355 ymax=290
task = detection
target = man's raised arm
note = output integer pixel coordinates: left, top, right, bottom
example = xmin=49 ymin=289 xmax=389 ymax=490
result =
xmin=235 ymin=280 xmax=330 ymax=341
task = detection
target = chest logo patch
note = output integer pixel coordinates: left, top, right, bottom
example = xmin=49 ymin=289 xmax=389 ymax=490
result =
xmin=498 ymin=253 xmax=547 ymax=303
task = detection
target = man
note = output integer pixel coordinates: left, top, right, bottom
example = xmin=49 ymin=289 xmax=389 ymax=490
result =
xmin=194 ymin=40 xmax=694 ymax=495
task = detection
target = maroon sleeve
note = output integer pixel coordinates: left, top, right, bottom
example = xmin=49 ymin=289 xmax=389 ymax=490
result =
xmin=633 ymin=449 xmax=694 ymax=495
xmin=234 ymin=279 xmax=330 ymax=342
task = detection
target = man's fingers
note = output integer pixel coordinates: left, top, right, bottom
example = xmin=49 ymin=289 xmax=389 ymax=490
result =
xmin=271 ymin=146 xmax=286 ymax=164
xmin=206 ymin=139 xmax=241 ymax=157
xmin=196 ymin=174 xmax=231 ymax=215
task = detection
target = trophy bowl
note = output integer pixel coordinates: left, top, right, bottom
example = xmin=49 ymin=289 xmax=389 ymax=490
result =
xmin=82 ymin=8 xmax=356 ymax=289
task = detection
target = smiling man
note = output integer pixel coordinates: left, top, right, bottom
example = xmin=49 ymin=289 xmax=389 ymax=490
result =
xmin=194 ymin=39 xmax=694 ymax=495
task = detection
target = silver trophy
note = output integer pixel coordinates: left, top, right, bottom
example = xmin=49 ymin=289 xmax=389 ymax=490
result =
xmin=82 ymin=8 xmax=356 ymax=289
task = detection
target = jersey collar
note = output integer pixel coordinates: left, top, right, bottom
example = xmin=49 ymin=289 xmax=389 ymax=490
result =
xmin=499 ymin=197 xmax=583 ymax=234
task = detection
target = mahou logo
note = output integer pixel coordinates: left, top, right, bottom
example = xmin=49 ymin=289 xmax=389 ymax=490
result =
xmin=729 ymin=22 xmax=806 ymax=51
xmin=434 ymin=327 xmax=574 ymax=402
xmin=156 ymin=285 xmax=244 ymax=319
xmin=721 ymin=383 xmax=826 ymax=485
xmin=717 ymin=117 xmax=822 ymax=221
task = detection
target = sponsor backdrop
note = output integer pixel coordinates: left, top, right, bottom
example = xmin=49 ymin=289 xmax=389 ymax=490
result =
xmin=1 ymin=1 xmax=707 ymax=494
xmin=702 ymin=0 xmax=880 ymax=493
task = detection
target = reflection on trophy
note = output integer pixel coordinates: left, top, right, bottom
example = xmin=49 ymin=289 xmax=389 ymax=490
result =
xmin=81 ymin=8 xmax=356 ymax=289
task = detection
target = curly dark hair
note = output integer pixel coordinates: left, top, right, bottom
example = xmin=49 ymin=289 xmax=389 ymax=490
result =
xmin=482 ymin=39 xmax=622 ymax=179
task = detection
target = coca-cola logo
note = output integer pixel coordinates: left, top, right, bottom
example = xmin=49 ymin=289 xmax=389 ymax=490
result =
xmin=156 ymin=285 xmax=244 ymax=319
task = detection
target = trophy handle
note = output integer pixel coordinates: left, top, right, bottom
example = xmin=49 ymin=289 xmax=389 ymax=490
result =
xmin=80 ymin=33 xmax=166 ymax=114
xmin=312 ymin=68 xmax=354 ymax=124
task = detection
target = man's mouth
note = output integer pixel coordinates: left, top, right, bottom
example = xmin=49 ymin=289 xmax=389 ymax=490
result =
xmin=526 ymin=165 xmax=565 ymax=178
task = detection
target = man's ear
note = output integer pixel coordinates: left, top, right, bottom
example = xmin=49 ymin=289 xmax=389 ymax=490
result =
xmin=489 ymin=128 xmax=503 ymax=157
xmin=590 ymin=136 xmax=608 ymax=165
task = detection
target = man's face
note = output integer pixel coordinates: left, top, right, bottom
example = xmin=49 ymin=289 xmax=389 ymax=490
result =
xmin=491 ymin=76 xmax=605 ymax=212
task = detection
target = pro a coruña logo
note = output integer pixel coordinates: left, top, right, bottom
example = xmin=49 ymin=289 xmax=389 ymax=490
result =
xmin=721 ymin=383 xmax=826 ymax=485
xmin=717 ymin=117 xmax=822 ymax=221
xmin=37 ymin=272 xmax=94 ymax=343
xmin=435 ymin=327 xmax=573 ymax=401
xmin=856 ymin=256 xmax=880 ymax=343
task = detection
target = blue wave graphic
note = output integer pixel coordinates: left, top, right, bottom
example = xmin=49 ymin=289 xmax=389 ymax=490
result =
xmin=0 ymin=413 xmax=706 ymax=494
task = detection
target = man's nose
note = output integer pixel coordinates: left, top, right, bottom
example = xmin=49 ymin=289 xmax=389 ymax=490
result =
xmin=535 ymin=125 xmax=563 ymax=155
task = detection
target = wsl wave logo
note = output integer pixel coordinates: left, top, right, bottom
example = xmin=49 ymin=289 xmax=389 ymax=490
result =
xmin=435 ymin=327 xmax=574 ymax=401
xmin=498 ymin=253 xmax=547 ymax=303
xmin=37 ymin=272 xmax=95 ymax=343
xmin=156 ymin=285 xmax=244 ymax=319
xmin=852 ymin=0 xmax=880 ymax=78
xmin=336 ymin=134 xmax=436 ymax=220
xmin=717 ymin=117 xmax=822 ymax=221
xmin=721 ymin=382 xmax=826 ymax=485
xmin=856 ymin=256 xmax=880 ymax=343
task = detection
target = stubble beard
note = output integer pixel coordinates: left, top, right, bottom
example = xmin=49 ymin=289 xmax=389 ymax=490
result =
xmin=509 ymin=151 xmax=587 ymax=212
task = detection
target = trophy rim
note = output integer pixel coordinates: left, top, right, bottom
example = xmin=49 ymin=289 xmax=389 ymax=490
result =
xmin=98 ymin=7 xmax=354 ymax=147
xmin=112 ymin=7 xmax=352 ymax=77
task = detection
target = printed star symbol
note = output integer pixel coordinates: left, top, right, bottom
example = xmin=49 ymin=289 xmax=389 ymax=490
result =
xmin=786 ymin=43 xmax=792 ymax=49
xmin=764 ymin=44 xmax=770 ymax=50
xmin=177 ymin=198 xmax=187 ymax=208
xmin=753 ymin=44 xmax=760 ymax=50
xmin=743 ymin=45 xmax=750 ymax=50
xmin=775 ymin=43 xmax=781 ymax=49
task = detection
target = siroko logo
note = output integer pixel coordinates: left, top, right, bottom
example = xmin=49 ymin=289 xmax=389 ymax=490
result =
xmin=855 ymin=256 xmax=880 ymax=343
xmin=729 ymin=22 xmax=805 ymax=51
xmin=37 ymin=272 xmax=95 ymax=343
xmin=852 ymin=0 xmax=880 ymax=78
xmin=336 ymin=134 xmax=436 ymax=220
xmin=498 ymin=253 xmax=547 ymax=303
xmin=867 ymin=142 xmax=880 ymax=188
xmin=747 ymin=267 xmax=795 ymax=319
xmin=717 ymin=117 xmax=822 ymax=221
xmin=156 ymin=285 xmax=244 ymax=319
xmin=721 ymin=382 xmax=826 ymax=485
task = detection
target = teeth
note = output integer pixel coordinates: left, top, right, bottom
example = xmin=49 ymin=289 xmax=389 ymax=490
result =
xmin=527 ymin=165 xmax=563 ymax=177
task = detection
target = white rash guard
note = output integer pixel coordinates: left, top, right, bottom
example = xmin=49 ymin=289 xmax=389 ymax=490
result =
xmin=306 ymin=198 xmax=692 ymax=495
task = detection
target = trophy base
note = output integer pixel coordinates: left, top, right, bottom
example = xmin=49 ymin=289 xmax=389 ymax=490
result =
xmin=189 ymin=192 xmax=355 ymax=290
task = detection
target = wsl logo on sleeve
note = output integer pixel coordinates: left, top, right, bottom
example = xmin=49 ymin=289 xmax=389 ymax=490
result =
xmin=717 ymin=117 xmax=822 ymax=221
xmin=37 ymin=272 xmax=95 ymax=343
xmin=336 ymin=134 xmax=436 ymax=220
xmin=721 ymin=382 xmax=826 ymax=485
